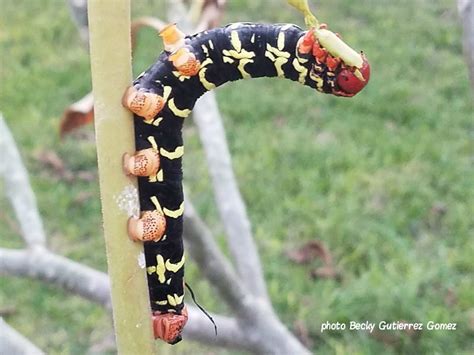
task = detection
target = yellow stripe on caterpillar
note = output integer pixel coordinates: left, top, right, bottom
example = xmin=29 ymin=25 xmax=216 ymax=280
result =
xmin=152 ymin=117 xmax=164 ymax=126
xmin=148 ymin=254 xmax=185 ymax=284
xmin=277 ymin=31 xmax=285 ymax=51
xmin=265 ymin=43 xmax=290 ymax=77
xmin=147 ymin=136 xmax=158 ymax=151
xmin=160 ymin=146 xmax=184 ymax=160
xmin=165 ymin=254 xmax=185 ymax=272
xmin=230 ymin=31 xmax=242 ymax=52
xmin=199 ymin=58 xmax=217 ymax=91
xmin=162 ymin=86 xmax=172 ymax=101
xmin=168 ymin=98 xmax=191 ymax=118
xmin=147 ymin=255 xmax=166 ymax=283
xmin=167 ymin=294 xmax=184 ymax=306
xmin=173 ymin=71 xmax=191 ymax=81
xmin=163 ymin=202 xmax=184 ymax=218
xmin=199 ymin=68 xmax=216 ymax=90
xmin=150 ymin=196 xmax=164 ymax=214
xmin=292 ymin=58 xmax=308 ymax=84
xmin=266 ymin=43 xmax=291 ymax=58
xmin=222 ymin=49 xmax=255 ymax=60
xmin=238 ymin=59 xmax=253 ymax=79
xmin=148 ymin=169 xmax=164 ymax=183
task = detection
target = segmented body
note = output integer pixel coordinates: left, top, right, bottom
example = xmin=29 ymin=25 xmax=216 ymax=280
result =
xmin=131 ymin=22 xmax=337 ymax=316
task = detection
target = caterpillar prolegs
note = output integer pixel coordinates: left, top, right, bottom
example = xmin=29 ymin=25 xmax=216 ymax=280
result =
xmin=122 ymin=22 xmax=370 ymax=344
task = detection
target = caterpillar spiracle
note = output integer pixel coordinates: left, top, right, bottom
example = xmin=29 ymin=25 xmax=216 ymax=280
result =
xmin=122 ymin=22 xmax=370 ymax=344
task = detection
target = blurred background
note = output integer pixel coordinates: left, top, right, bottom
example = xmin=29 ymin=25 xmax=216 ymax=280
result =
xmin=1 ymin=0 xmax=473 ymax=354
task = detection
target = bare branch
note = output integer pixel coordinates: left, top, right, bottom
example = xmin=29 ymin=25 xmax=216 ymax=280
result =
xmin=183 ymin=199 xmax=250 ymax=311
xmin=192 ymin=93 xmax=269 ymax=301
xmin=0 ymin=246 xmax=249 ymax=350
xmin=66 ymin=0 xmax=89 ymax=45
xmin=0 ymin=247 xmax=112 ymax=309
xmin=193 ymin=0 xmax=227 ymax=32
xmin=183 ymin=200 xmax=311 ymax=354
xmin=184 ymin=307 xmax=253 ymax=351
xmin=131 ymin=17 xmax=166 ymax=48
xmin=0 ymin=115 xmax=46 ymax=248
xmin=166 ymin=0 xmax=191 ymax=31
xmin=0 ymin=318 xmax=45 ymax=355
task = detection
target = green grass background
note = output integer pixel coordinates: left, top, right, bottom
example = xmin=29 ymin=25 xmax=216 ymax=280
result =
xmin=1 ymin=0 xmax=473 ymax=353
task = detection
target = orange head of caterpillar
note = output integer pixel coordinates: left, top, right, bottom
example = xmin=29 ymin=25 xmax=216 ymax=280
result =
xmin=334 ymin=56 xmax=371 ymax=97
xmin=297 ymin=26 xmax=371 ymax=97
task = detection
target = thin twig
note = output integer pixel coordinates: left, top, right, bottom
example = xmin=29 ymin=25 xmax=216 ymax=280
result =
xmin=183 ymin=199 xmax=251 ymax=311
xmin=0 ymin=247 xmax=112 ymax=309
xmin=0 ymin=114 xmax=46 ymax=248
xmin=184 ymin=307 xmax=253 ymax=351
xmin=192 ymin=93 xmax=270 ymax=302
xmin=0 ymin=318 xmax=45 ymax=355
xmin=0 ymin=247 xmax=248 ymax=348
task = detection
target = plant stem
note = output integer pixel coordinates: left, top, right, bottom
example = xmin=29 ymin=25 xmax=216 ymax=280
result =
xmin=87 ymin=0 xmax=155 ymax=353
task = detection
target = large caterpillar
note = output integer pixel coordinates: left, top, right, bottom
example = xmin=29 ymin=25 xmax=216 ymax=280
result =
xmin=122 ymin=22 xmax=370 ymax=344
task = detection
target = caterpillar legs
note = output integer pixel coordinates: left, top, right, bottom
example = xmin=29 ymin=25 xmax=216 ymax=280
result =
xmin=122 ymin=86 xmax=165 ymax=120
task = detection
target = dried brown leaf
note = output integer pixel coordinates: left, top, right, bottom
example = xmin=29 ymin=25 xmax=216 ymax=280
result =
xmin=310 ymin=265 xmax=341 ymax=281
xmin=60 ymin=93 xmax=94 ymax=138
xmin=195 ymin=0 xmax=227 ymax=31
xmin=35 ymin=150 xmax=66 ymax=175
xmin=286 ymin=240 xmax=333 ymax=265
xmin=34 ymin=150 xmax=93 ymax=183
xmin=287 ymin=240 xmax=342 ymax=281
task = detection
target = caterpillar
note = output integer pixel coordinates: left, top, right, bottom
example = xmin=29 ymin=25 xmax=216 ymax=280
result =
xmin=122 ymin=22 xmax=370 ymax=344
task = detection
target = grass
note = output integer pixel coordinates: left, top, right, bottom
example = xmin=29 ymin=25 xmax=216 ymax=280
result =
xmin=1 ymin=0 xmax=473 ymax=354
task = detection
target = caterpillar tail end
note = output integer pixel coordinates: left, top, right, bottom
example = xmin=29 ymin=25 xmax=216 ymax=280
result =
xmin=152 ymin=306 xmax=188 ymax=344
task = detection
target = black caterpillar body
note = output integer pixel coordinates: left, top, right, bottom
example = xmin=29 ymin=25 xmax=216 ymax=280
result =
xmin=132 ymin=23 xmax=339 ymax=316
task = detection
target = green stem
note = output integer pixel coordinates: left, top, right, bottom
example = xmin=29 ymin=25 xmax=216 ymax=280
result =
xmin=87 ymin=0 xmax=155 ymax=353
xmin=287 ymin=0 xmax=320 ymax=27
